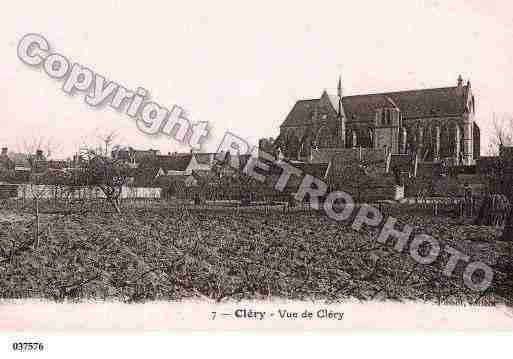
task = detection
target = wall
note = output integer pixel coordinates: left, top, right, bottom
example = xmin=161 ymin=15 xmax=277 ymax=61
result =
xmin=16 ymin=185 xmax=162 ymax=199
xmin=311 ymin=147 xmax=386 ymax=165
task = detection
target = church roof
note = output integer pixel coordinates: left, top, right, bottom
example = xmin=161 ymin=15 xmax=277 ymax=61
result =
xmin=281 ymin=85 xmax=470 ymax=127
xmin=281 ymin=99 xmax=321 ymax=127
xmin=343 ymin=85 xmax=469 ymax=122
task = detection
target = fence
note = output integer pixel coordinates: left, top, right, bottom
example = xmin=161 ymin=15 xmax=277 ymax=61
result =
xmin=15 ymin=184 xmax=161 ymax=200
xmin=376 ymin=197 xmax=473 ymax=218
xmin=164 ymin=201 xmax=321 ymax=215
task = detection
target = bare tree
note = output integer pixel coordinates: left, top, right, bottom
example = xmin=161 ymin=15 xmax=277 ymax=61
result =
xmin=74 ymin=129 xmax=124 ymax=158
xmin=488 ymin=113 xmax=513 ymax=156
xmin=96 ymin=130 xmax=119 ymax=157
xmin=484 ymin=114 xmax=513 ymax=239
xmin=81 ymin=150 xmax=129 ymax=214
xmin=18 ymin=135 xmax=61 ymax=159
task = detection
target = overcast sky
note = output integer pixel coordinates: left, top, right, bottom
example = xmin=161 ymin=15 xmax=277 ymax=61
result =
xmin=1 ymin=0 xmax=512 ymax=158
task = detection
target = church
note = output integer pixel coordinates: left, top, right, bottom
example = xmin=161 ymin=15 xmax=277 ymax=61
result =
xmin=270 ymin=76 xmax=480 ymax=167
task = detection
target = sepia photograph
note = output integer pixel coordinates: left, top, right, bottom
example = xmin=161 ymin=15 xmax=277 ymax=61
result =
xmin=1 ymin=0 xmax=513 ymax=356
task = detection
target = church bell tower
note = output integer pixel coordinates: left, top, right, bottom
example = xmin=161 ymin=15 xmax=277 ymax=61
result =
xmin=373 ymin=96 xmax=401 ymax=154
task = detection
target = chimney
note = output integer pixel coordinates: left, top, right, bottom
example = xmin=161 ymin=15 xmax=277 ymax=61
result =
xmin=1 ymin=147 xmax=7 ymax=155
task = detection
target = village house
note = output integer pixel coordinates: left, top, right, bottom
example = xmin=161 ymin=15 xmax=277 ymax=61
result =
xmin=111 ymin=147 xmax=161 ymax=168
xmin=213 ymin=152 xmax=252 ymax=178
xmin=2 ymin=150 xmax=32 ymax=182
xmin=156 ymin=153 xmax=200 ymax=176
xmin=47 ymin=159 xmax=68 ymax=171
xmin=0 ymin=147 xmax=14 ymax=170
xmin=193 ymin=153 xmax=216 ymax=171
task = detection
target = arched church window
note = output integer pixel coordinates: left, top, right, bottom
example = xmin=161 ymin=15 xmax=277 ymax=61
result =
xmin=352 ymin=131 xmax=358 ymax=148
xmin=400 ymin=127 xmax=407 ymax=154
xmin=287 ymin=134 xmax=300 ymax=160
xmin=407 ymin=126 xmax=416 ymax=154
xmin=444 ymin=122 xmax=458 ymax=158
xmin=346 ymin=131 xmax=352 ymax=149
xmin=423 ymin=127 xmax=434 ymax=161
xmin=440 ymin=125 xmax=450 ymax=158
xmin=381 ymin=109 xmax=386 ymax=126
xmin=316 ymin=126 xmax=333 ymax=148
xmin=300 ymin=134 xmax=312 ymax=158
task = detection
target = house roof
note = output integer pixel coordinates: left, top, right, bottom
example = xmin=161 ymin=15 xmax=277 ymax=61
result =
xmin=171 ymin=174 xmax=195 ymax=182
xmin=262 ymin=158 xmax=329 ymax=181
xmin=47 ymin=160 xmax=67 ymax=170
xmin=114 ymin=148 xmax=159 ymax=162
xmin=132 ymin=167 xmax=160 ymax=187
xmin=281 ymin=85 xmax=470 ymax=128
xmin=114 ymin=150 xmax=131 ymax=161
xmin=133 ymin=149 xmax=159 ymax=162
xmin=193 ymin=153 xmax=215 ymax=166
xmin=294 ymin=162 xmax=330 ymax=179
xmin=131 ymin=153 xmax=195 ymax=184
xmin=214 ymin=153 xmax=252 ymax=172
xmin=191 ymin=169 xmax=217 ymax=181
xmin=157 ymin=154 xmax=193 ymax=172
